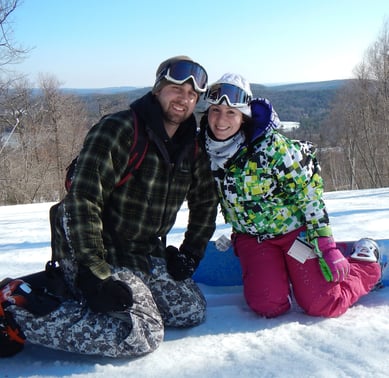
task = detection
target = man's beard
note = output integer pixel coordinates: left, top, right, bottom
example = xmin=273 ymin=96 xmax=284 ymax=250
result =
xmin=163 ymin=107 xmax=188 ymax=127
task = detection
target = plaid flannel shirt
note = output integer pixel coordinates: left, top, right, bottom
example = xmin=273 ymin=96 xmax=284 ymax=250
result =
xmin=57 ymin=93 xmax=218 ymax=279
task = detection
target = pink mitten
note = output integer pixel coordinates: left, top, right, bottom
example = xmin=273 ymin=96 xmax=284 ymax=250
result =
xmin=313 ymin=237 xmax=350 ymax=282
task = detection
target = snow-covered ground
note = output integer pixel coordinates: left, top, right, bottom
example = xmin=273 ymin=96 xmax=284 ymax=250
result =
xmin=1 ymin=187 xmax=389 ymax=378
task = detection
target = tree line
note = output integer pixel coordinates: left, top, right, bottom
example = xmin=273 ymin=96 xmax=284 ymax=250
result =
xmin=315 ymin=20 xmax=388 ymax=191
xmin=0 ymin=2 xmax=387 ymax=204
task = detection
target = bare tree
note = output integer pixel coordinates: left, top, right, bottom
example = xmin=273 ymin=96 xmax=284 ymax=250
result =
xmin=37 ymin=74 xmax=89 ymax=199
xmin=321 ymin=18 xmax=389 ymax=190
xmin=0 ymin=75 xmax=89 ymax=204
xmin=0 ymin=0 xmax=29 ymax=71
xmin=0 ymin=77 xmax=35 ymax=203
xmin=0 ymin=0 xmax=30 ymax=182
xmin=0 ymin=1 xmax=91 ymax=204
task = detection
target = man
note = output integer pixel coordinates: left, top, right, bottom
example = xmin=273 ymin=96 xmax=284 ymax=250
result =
xmin=0 ymin=56 xmax=218 ymax=358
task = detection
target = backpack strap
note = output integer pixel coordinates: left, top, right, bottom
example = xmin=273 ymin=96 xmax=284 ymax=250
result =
xmin=193 ymin=139 xmax=199 ymax=160
xmin=115 ymin=108 xmax=149 ymax=187
xmin=65 ymin=108 xmax=149 ymax=192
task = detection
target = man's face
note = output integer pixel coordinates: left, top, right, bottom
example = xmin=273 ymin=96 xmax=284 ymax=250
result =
xmin=155 ymin=82 xmax=199 ymax=125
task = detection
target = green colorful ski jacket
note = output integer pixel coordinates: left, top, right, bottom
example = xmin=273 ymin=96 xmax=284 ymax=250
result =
xmin=213 ymin=126 xmax=331 ymax=242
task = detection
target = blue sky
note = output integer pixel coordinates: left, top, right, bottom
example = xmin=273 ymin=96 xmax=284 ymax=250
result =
xmin=10 ymin=0 xmax=388 ymax=88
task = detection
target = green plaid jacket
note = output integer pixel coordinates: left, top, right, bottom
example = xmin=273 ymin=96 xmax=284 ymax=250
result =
xmin=57 ymin=93 xmax=218 ymax=279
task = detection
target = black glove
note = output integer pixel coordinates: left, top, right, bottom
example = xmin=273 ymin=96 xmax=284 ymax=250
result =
xmin=166 ymin=246 xmax=200 ymax=281
xmin=77 ymin=267 xmax=133 ymax=313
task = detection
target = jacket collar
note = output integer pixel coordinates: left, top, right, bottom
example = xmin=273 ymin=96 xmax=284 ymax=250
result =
xmin=130 ymin=91 xmax=197 ymax=143
xmin=131 ymin=92 xmax=197 ymax=162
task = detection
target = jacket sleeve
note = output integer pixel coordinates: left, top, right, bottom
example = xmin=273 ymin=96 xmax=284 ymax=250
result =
xmin=180 ymin=144 xmax=218 ymax=259
xmin=61 ymin=112 xmax=135 ymax=279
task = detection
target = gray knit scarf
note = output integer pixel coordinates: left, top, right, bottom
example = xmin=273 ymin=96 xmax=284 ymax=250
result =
xmin=205 ymin=129 xmax=245 ymax=171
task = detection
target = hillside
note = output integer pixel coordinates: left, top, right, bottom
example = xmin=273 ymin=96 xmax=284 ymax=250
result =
xmin=69 ymin=79 xmax=350 ymax=125
xmin=251 ymin=80 xmax=349 ymax=123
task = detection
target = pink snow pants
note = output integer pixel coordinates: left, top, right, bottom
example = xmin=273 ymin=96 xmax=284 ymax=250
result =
xmin=233 ymin=228 xmax=381 ymax=318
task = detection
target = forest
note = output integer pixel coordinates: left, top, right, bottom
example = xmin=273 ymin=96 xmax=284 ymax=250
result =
xmin=0 ymin=2 xmax=388 ymax=204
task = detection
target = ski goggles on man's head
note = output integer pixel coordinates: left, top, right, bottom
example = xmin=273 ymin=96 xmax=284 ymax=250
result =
xmin=205 ymin=83 xmax=252 ymax=107
xmin=157 ymin=60 xmax=208 ymax=93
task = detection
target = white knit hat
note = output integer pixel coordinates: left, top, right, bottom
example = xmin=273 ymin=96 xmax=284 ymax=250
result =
xmin=206 ymin=73 xmax=252 ymax=117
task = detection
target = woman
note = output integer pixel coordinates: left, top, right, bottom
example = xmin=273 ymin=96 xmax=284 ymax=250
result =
xmin=201 ymin=73 xmax=382 ymax=318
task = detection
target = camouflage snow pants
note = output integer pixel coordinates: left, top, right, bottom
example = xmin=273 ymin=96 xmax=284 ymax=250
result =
xmin=7 ymin=258 xmax=206 ymax=358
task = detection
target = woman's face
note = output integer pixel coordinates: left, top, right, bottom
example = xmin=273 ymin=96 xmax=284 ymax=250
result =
xmin=207 ymin=104 xmax=243 ymax=140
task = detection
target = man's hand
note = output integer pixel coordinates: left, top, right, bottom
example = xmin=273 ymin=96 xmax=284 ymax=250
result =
xmin=77 ymin=267 xmax=133 ymax=313
xmin=165 ymin=246 xmax=200 ymax=281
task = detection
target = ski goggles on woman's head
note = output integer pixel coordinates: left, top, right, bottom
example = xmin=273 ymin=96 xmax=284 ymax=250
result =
xmin=205 ymin=83 xmax=252 ymax=107
xmin=157 ymin=60 xmax=208 ymax=93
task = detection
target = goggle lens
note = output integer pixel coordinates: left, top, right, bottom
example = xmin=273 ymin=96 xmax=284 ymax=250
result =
xmin=159 ymin=61 xmax=208 ymax=93
xmin=205 ymin=83 xmax=251 ymax=107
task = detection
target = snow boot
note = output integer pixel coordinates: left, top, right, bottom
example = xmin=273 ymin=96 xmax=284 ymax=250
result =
xmin=350 ymin=238 xmax=387 ymax=290
xmin=0 ymin=270 xmax=69 ymax=358
xmin=350 ymin=238 xmax=380 ymax=262
xmin=21 ymin=263 xmax=72 ymax=301
xmin=0 ymin=280 xmax=26 ymax=357
xmin=0 ymin=276 xmax=62 ymax=317
xmin=0 ymin=305 xmax=25 ymax=357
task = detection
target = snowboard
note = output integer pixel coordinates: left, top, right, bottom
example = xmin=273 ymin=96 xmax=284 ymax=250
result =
xmin=193 ymin=238 xmax=389 ymax=286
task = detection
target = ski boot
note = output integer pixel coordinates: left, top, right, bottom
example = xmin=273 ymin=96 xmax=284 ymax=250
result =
xmin=0 ymin=275 xmax=63 ymax=317
xmin=0 ymin=274 xmax=66 ymax=358
xmin=0 ymin=279 xmax=27 ymax=357
xmin=350 ymin=238 xmax=387 ymax=290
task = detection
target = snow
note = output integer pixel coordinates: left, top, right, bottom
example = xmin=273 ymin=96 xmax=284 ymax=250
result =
xmin=1 ymin=187 xmax=389 ymax=378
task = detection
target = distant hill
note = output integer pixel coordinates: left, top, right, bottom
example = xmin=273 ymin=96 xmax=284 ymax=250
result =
xmin=261 ymin=79 xmax=348 ymax=92
xmin=60 ymin=86 xmax=139 ymax=95
xmin=63 ymin=79 xmax=352 ymax=124
xmin=61 ymin=79 xmax=348 ymax=96
xmin=251 ymin=79 xmax=351 ymax=123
